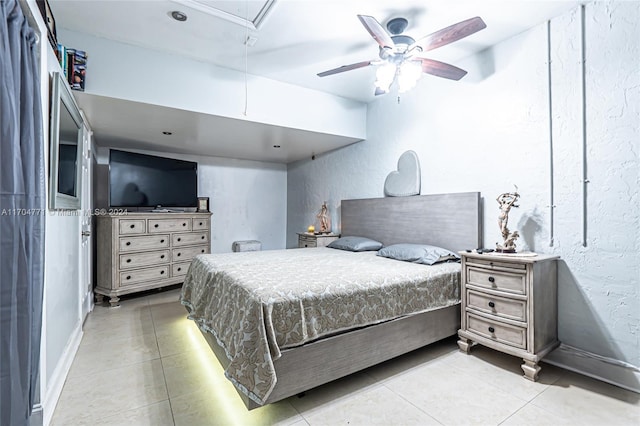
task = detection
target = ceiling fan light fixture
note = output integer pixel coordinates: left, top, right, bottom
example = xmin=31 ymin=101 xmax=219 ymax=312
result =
xmin=375 ymin=62 xmax=396 ymax=92
xmin=398 ymin=61 xmax=422 ymax=93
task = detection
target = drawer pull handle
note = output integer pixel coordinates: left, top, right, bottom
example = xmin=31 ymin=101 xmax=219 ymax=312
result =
xmin=126 ymin=259 xmax=131 ymax=263
xmin=154 ymin=224 xmax=159 ymax=228
xmin=488 ymin=301 xmax=495 ymax=308
xmin=160 ymin=255 xmax=165 ymax=259
xmin=488 ymin=276 xmax=495 ymax=283
xmin=126 ymin=275 xmax=131 ymax=280
xmin=177 ymin=267 xmax=182 ymax=272
xmin=182 ymin=223 xmax=187 ymax=226
xmin=201 ymin=236 xmax=205 ymax=240
xmin=199 ymin=222 xmax=203 ymax=226
xmin=130 ymin=224 xmax=135 ymax=229
xmin=160 ymin=239 xmax=165 ymax=243
xmin=160 ymin=270 xmax=165 ymax=275
xmin=126 ymin=242 xmax=131 ymax=246
xmin=177 ymin=238 xmax=181 ymax=242
xmin=177 ymin=253 xmax=181 ymax=257
xmin=201 ymin=249 xmax=205 ymax=253
xmin=488 ymin=326 xmax=495 ymax=333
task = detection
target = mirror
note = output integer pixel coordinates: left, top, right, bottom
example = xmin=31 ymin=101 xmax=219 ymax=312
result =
xmin=49 ymin=72 xmax=84 ymax=209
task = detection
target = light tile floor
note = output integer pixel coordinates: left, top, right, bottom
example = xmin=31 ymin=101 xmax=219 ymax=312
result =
xmin=52 ymin=287 xmax=640 ymax=426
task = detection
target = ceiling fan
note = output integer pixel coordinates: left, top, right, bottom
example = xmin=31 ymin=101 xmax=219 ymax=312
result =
xmin=317 ymin=15 xmax=487 ymax=95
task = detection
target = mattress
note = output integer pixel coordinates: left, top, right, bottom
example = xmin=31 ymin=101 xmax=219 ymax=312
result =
xmin=180 ymin=247 xmax=461 ymax=404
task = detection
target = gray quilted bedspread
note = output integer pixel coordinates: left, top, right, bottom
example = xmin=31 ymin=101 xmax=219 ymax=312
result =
xmin=180 ymin=247 xmax=460 ymax=404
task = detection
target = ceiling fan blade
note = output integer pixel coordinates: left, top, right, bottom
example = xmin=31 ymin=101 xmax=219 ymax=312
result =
xmin=418 ymin=58 xmax=468 ymax=81
xmin=410 ymin=16 xmax=486 ymax=53
xmin=317 ymin=60 xmax=373 ymax=77
xmin=357 ymin=15 xmax=395 ymax=49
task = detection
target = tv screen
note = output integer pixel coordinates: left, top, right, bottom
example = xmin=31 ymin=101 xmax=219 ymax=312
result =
xmin=109 ymin=150 xmax=198 ymax=208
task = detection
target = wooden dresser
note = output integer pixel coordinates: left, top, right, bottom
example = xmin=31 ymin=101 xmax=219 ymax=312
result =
xmin=95 ymin=212 xmax=212 ymax=307
xmin=457 ymin=252 xmax=560 ymax=381
xmin=297 ymin=232 xmax=339 ymax=248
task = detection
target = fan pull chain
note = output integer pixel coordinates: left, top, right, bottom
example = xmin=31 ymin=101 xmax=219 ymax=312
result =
xmin=243 ymin=0 xmax=249 ymax=116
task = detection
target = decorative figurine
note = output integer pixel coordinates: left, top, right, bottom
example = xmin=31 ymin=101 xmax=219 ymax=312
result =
xmin=496 ymin=188 xmax=520 ymax=253
xmin=317 ymin=202 xmax=330 ymax=234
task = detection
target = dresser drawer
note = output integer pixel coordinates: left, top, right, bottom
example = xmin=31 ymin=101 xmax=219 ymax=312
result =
xmin=298 ymin=236 xmax=317 ymax=248
xmin=148 ymin=218 xmax=191 ymax=233
xmin=467 ymin=267 xmax=526 ymax=295
xmin=119 ymin=235 xmax=170 ymax=252
xmin=119 ymin=219 xmax=146 ymax=235
xmin=119 ymin=250 xmax=170 ymax=270
xmin=120 ymin=266 xmax=169 ymax=286
xmin=172 ymin=245 xmax=208 ymax=262
xmin=467 ymin=290 xmax=527 ymax=322
xmin=172 ymin=262 xmax=191 ymax=277
xmin=172 ymin=232 xmax=209 ymax=247
xmin=467 ymin=313 xmax=527 ymax=350
xmin=192 ymin=218 xmax=209 ymax=230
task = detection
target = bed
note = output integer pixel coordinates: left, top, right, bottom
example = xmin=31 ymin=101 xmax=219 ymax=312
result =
xmin=181 ymin=192 xmax=482 ymax=409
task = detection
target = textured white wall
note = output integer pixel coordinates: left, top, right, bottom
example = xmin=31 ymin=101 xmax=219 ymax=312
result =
xmin=57 ymin=29 xmax=366 ymax=140
xmin=196 ymin=156 xmax=287 ymax=253
xmin=43 ymin=46 xmax=82 ymax=386
xmin=287 ymin=1 xmax=639 ymax=369
xmin=96 ymin=147 xmax=287 ymax=253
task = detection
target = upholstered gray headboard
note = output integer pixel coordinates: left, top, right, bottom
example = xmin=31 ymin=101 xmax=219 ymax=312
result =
xmin=341 ymin=192 xmax=482 ymax=253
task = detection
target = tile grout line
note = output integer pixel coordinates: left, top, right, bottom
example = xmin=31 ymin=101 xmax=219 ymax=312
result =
xmin=149 ymin=297 xmax=178 ymax=426
xmin=378 ymin=381 xmax=445 ymax=425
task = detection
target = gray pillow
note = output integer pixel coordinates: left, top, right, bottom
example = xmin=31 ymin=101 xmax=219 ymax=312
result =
xmin=377 ymin=243 xmax=460 ymax=265
xmin=327 ymin=236 xmax=383 ymax=252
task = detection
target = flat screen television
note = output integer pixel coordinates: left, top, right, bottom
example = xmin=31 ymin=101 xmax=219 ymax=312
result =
xmin=109 ymin=149 xmax=198 ymax=208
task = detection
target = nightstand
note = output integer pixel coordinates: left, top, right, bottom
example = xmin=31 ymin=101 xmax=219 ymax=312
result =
xmin=297 ymin=233 xmax=339 ymax=248
xmin=457 ymin=252 xmax=560 ymax=381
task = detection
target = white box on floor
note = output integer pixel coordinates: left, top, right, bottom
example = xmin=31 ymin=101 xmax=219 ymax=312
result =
xmin=232 ymin=240 xmax=262 ymax=252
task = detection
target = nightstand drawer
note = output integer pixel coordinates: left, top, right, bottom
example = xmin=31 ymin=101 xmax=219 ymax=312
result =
xmin=467 ymin=290 xmax=526 ymax=322
xmin=467 ymin=313 xmax=527 ymax=349
xmin=467 ymin=267 xmax=526 ymax=295
xmin=119 ymin=250 xmax=170 ymax=269
xmin=298 ymin=236 xmax=317 ymax=248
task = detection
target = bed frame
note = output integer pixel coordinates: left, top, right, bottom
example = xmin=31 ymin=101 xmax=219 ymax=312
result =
xmin=199 ymin=192 xmax=482 ymax=409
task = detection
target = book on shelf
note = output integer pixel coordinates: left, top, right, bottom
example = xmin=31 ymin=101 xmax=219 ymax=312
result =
xmin=56 ymin=43 xmax=66 ymax=79
xmin=55 ymin=44 xmax=88 ymax=91
xmin=65 ymin=48 xmax=75 ymax=86
xmin=71 ymin=50 xmax=87 ymax=91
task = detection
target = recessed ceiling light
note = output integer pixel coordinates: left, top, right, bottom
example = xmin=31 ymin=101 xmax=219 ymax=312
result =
xmin=273 ymin=145 xmax=281 ymax=148
xmin=162 ymin=131 xmax=173 ymax=135
xmin=170 ymin=11 xmax=187 ymax=22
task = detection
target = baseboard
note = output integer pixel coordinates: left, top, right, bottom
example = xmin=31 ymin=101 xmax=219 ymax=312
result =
xmin=544 ymin=344 xmax=640 ymax=394
xmin=42 ymin=321 xmax=83 ymax=426
xmin=82 ymin=289 xmax=94 ymax=322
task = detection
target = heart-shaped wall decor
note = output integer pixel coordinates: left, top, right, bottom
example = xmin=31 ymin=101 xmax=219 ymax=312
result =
xmin=384 ymin=150 xmax=421 ymax=197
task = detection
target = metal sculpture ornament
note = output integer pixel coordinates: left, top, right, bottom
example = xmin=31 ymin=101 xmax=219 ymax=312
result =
xmin=496 ymin=187 xmax=520 ymax=253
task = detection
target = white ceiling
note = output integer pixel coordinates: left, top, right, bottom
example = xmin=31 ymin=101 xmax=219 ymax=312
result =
xmin=74 ymin=92 xmax=361 ymax=163
xmin=50 ymin=0 xmax=580 ymax=162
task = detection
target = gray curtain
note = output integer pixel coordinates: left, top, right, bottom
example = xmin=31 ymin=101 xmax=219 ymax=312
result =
xmin=0 ymin=0 xmax=46 ymax=425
